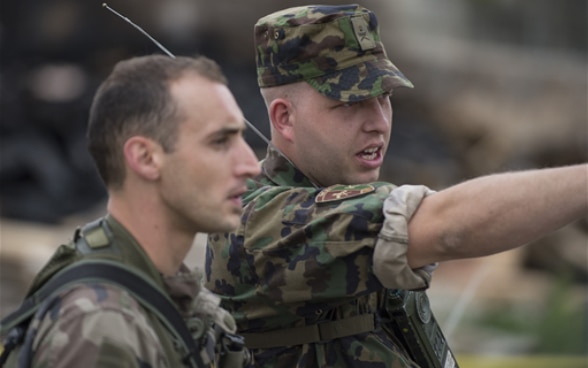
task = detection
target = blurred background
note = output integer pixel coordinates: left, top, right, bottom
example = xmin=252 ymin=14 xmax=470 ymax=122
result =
xmin=1 ymin=0 xmax=586 ymax=366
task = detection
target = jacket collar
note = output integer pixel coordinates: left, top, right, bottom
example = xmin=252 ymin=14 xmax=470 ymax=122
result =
xmin=257 ymin=144 xmax=317 ymax=188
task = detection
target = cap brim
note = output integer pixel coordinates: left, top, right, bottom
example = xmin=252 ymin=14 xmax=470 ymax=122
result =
xmin=307 ymin=58 xmax=413 ymax=102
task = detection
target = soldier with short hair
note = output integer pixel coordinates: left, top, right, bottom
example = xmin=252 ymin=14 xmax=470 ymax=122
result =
xmin=205 ymin=4 xmax=588 ymax=368
xmin=1 ymin=54 xmax=260 ymax=367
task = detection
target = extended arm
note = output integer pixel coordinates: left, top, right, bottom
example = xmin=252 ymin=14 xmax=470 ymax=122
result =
xmin=406 ymin=164 xmax=588 ymax=268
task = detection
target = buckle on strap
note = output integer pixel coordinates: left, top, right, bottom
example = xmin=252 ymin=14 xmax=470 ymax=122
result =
xmin=241 ymin=313 xmax=376 ymax=349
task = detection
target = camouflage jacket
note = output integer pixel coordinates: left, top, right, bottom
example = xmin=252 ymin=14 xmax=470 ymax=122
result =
xmin=206 ymin=145 xmax=433 ymax=368
xmin=3 ymin=215 xmax=242 ymax=368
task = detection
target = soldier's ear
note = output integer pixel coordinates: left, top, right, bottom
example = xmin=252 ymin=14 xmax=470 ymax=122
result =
xmin=123 ymin=136 xmax=162 ymax=181
xmin=269 ymin=98 xmax=295 ymax=142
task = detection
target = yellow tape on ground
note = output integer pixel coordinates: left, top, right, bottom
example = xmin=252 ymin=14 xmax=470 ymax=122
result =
xmin=456 ymin=355 xmax=587 ymax=368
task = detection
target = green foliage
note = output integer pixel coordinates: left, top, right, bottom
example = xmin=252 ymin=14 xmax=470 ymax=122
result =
xmin=532 ymin=278 xmax=587 ymax=354
xmin=477 ymin=276 xmax=587 ymax=355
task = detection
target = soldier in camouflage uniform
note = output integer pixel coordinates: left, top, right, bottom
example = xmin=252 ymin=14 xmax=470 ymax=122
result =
xmin=1 ymin=54 xmax=260 ymax=367
xmin=205 ymin=4 xmax=588 ymax=368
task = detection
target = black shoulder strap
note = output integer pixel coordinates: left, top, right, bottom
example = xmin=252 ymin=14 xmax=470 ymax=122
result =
xmin=0 ymin=260 xmax=203 ymax=367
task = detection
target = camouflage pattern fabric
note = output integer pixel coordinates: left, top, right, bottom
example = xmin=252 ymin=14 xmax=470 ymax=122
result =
xmin=205 ymin=145 xmax=425 ymax=368
xmin=2 ymin=215 xmax=241 ymax=368
xmin=21 ymin=269 xmax=229 ymax=367
xmin=254 ymin=4 xmax=414 ymax=102
xmin=25 ymin=283 xmax=169 ymax=367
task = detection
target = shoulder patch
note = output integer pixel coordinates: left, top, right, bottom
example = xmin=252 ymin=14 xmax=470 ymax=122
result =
xmin=316 ymin=184 xmax=376 ymax=203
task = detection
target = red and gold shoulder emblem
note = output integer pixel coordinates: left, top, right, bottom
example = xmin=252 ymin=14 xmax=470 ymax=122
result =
xmin=315 ymin=184 xmax=376 ymax=203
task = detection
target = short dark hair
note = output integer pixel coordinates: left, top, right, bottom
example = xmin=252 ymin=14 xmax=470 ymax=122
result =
xmin=87 ymin=54 xmax=227 ymax=189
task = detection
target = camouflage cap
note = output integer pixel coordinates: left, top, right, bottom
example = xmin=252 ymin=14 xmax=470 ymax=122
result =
xmin=254 ymin=4 xmax=414 ymax=102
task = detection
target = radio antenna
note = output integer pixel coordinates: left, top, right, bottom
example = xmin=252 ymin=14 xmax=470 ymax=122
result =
xmin=103 ymin=3 xmax=175 ymax=59
xmin=102 ymin=3 xmax=272 ymax=147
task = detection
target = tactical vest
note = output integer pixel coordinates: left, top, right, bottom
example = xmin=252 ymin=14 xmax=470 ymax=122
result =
xmin=0 ymin=216 xmax=247 ymax=367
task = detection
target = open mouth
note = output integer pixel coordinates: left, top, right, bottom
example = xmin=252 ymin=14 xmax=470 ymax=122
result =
xmin=359 ymin=146 xmax=380 ymax=161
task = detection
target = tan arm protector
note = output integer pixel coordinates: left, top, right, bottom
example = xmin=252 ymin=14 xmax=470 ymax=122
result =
xmin=373 ymin=185 xmax=436 ymax=290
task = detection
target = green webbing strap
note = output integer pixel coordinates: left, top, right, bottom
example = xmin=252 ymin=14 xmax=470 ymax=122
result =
xmin=240 ymin=313 xmax=375 ymax=349
xmin=0 ymin=260 xmax=204 ymax=368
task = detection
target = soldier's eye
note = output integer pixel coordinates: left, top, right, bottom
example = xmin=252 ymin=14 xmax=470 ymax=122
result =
xmin=340 ymin=101 xmax=359 ymax=108
xmin=211 ymin=135 xmax=232 ymax=150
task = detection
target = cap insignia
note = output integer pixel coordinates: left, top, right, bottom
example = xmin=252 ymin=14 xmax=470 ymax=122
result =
xmin=351 ymin=16 xmax=376 ymax=51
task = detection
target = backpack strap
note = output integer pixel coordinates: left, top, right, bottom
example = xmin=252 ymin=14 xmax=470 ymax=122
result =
xmin=0 ymin=259 xmax=204 ymax=368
